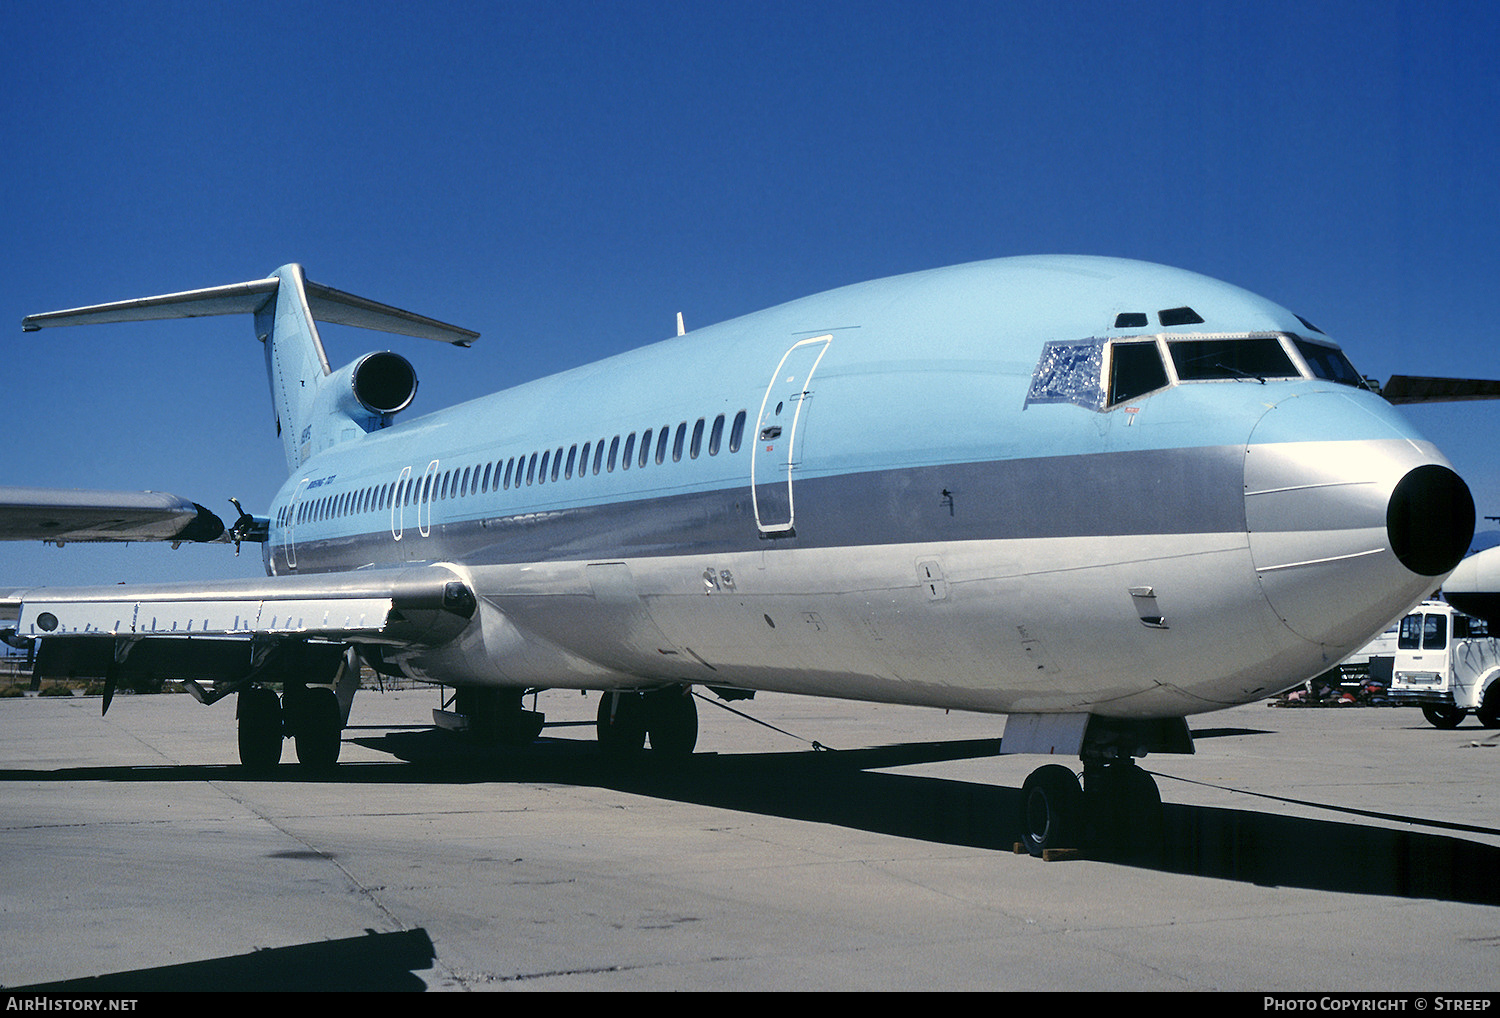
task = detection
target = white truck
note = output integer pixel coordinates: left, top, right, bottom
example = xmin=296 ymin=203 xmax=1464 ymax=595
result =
xmin=1388 ymin=600 xmax=1500 ymax=728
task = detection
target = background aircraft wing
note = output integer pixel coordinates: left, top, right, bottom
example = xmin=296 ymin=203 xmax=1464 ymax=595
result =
xmin=1380 ymin=375 xmax=1500 ymax=404
xmin=0 ymin=486 xmax=225 ymax=544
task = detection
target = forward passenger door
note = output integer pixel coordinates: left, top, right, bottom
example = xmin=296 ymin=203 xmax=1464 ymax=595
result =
xmin=752 ymin=336 xmax=831 ymax=536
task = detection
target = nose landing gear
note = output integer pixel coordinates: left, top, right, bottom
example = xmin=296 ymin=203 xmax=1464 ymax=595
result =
xmin=1018 ymin=759 xmax=1165 ymax=862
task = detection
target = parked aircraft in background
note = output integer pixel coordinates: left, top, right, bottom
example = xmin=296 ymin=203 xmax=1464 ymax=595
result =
xmin=5 ymin=255 xmax=1476 ymax=856
xmin=1439 ymin=546 xmax=1500 ymax=629
xmin=0 ymin=486 xmax=226 ymax=545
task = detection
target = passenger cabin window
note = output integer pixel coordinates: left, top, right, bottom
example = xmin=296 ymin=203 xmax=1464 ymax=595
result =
xmin=1168 ymin=337 xmax=1299 ymax=382
xmin=1108 ymin=341 xmax=1169 ymax=405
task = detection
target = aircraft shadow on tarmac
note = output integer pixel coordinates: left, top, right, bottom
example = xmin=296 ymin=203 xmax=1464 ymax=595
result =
xmin=12 ymin=928 xmax=435 ymax=992
xmin=4 ymin=724 xmax=1498 ymax=917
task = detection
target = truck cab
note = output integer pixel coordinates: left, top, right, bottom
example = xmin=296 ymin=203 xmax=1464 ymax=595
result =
xmin=1389 ymin=600 xmax=1500 ymax=728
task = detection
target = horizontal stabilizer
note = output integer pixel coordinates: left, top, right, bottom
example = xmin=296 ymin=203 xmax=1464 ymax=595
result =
xmin=21 ymin=279 xmax=279 ymax=330
xmin=22 ymin=274 xmax=478 ymax=346
xmin=1380 ymin=375 xmax=1500 ymax=404
xmin=302 ymin=280 xmax=479 ymax=345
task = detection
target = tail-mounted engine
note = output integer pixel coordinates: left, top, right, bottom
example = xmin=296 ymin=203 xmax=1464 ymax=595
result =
xmin=328 ymin=351 xmax=418 ymax=431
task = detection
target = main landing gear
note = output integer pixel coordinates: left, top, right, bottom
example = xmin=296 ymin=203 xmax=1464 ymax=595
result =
xmin=597 ymin=686 xmax=699 ymax=758
xmin=236 ymin=683 xmax=344 ymax=772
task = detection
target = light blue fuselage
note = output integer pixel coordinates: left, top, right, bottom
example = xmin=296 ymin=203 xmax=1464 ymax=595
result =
xmin=259 ymin=256 xmax=1467 ymax=719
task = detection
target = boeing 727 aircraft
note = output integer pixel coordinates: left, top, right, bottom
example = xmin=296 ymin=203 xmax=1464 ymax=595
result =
xmin=8 ymin=255 xmax=1475 ymax=855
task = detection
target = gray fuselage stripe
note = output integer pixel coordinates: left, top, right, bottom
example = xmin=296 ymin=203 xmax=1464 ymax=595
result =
xmin=277 ymin=445 xmax=1250 ymax=574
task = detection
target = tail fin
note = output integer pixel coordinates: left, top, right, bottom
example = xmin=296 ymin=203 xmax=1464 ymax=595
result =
xmin=22 ymin=264 xmax=478 ymax=472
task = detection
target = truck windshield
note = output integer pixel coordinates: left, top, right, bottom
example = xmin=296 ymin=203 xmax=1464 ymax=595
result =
xmin=1398 ymin=613 xmax=1447 ymax=650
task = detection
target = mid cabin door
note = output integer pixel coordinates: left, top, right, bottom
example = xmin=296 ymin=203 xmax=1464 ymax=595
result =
xmin=284 ymin=477 xmax=311 ymax=570
xmin=752 ymin=335 xmax=832 ymax=536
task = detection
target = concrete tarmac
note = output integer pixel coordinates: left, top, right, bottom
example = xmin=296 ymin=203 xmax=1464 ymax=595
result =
xmin=0 ymin=687 xmax=1496 ymax=992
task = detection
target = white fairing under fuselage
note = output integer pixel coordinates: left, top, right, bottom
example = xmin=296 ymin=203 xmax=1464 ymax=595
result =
xmin=261 ymin=256 xmax=1473 ymax=721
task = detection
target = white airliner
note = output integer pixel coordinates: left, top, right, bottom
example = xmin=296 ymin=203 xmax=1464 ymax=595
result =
xmin=7 ymin=255 xmax=1475 ymax=856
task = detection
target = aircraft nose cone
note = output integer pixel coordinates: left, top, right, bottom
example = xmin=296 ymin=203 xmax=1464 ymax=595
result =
xmin=1244 ymin=391 xmax=1470 ymax=648
xmin=1386 ymin=464 xmax=1474 ymax=577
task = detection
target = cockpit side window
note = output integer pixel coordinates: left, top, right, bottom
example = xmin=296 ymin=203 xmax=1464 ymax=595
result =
xmin=1293 ymin=337 xmax=1364 ymax=388
xmin=1108 ymin=341 xmax=1169 ymax=405
xmin=1168 ymin=337 xmax=1300 ymax=382
xmin=1025 ymin=338 xmax=1106 ymax=411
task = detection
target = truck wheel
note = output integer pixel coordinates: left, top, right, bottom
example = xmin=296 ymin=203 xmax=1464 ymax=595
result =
xmin=1477 ymin=687 xmax=1500 ymax=729
xmin=1422 ymin=704 xmax=1466 ymax=729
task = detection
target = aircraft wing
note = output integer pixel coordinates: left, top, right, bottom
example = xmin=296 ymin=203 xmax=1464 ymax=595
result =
xmin=2 ymin=565 xmax=477 ymax=692
xmin=0 ymin=486 xmax=226 ymax=544
xmin=1380 ymin=375 xmax=1500 ymax=404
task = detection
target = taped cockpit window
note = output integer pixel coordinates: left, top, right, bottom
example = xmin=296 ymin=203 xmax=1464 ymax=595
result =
xmin=1025 ymin=338 xmax=1106 ymax=411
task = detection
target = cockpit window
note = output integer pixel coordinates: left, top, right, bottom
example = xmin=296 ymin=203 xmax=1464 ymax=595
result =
xmin=1025 ymin=337 xmax=1105 ymax=410
xmin=1293 ymin=337 xmax=1364 ymax=388
xmin=1168 ymin=337 xmax=1299 ymax=382
xmin=1109 ymin=341 xmax=1169 ymax=405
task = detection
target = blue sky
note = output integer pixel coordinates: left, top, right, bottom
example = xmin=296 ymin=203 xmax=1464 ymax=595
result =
xmin=3 ymin=0 xmax=1498 ymax=586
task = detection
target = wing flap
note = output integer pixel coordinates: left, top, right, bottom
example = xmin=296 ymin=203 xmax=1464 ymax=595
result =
xmin=12 ymin=565 xmax=476 ymax=648
xmin=20 ymin=595 xmax=394 ymax=639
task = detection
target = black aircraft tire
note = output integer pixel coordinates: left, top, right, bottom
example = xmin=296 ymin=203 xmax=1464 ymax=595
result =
xmin=1477 ymin=687 xmax=1500 ymax=729
xmin=292 ymin=686 xmax=343 ymax=771
xmin=597 ymin=691 xmax=647 ymax=756
xmin=237 ymin=686 xmax=283 ymax=772
xmin=645 ymin=688 xmax=698 ymax=757
xmin=1422 ymin=704 xmax=1466 ymax=729
xmin=1084 ymin=763 xmax=1164 ymax=863
xmin=1019 ymin=764 xmax=1083 ymax=857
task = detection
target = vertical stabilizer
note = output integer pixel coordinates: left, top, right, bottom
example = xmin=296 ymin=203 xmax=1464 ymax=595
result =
xmin=256 ymin=264 xmax=333 ymax=471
